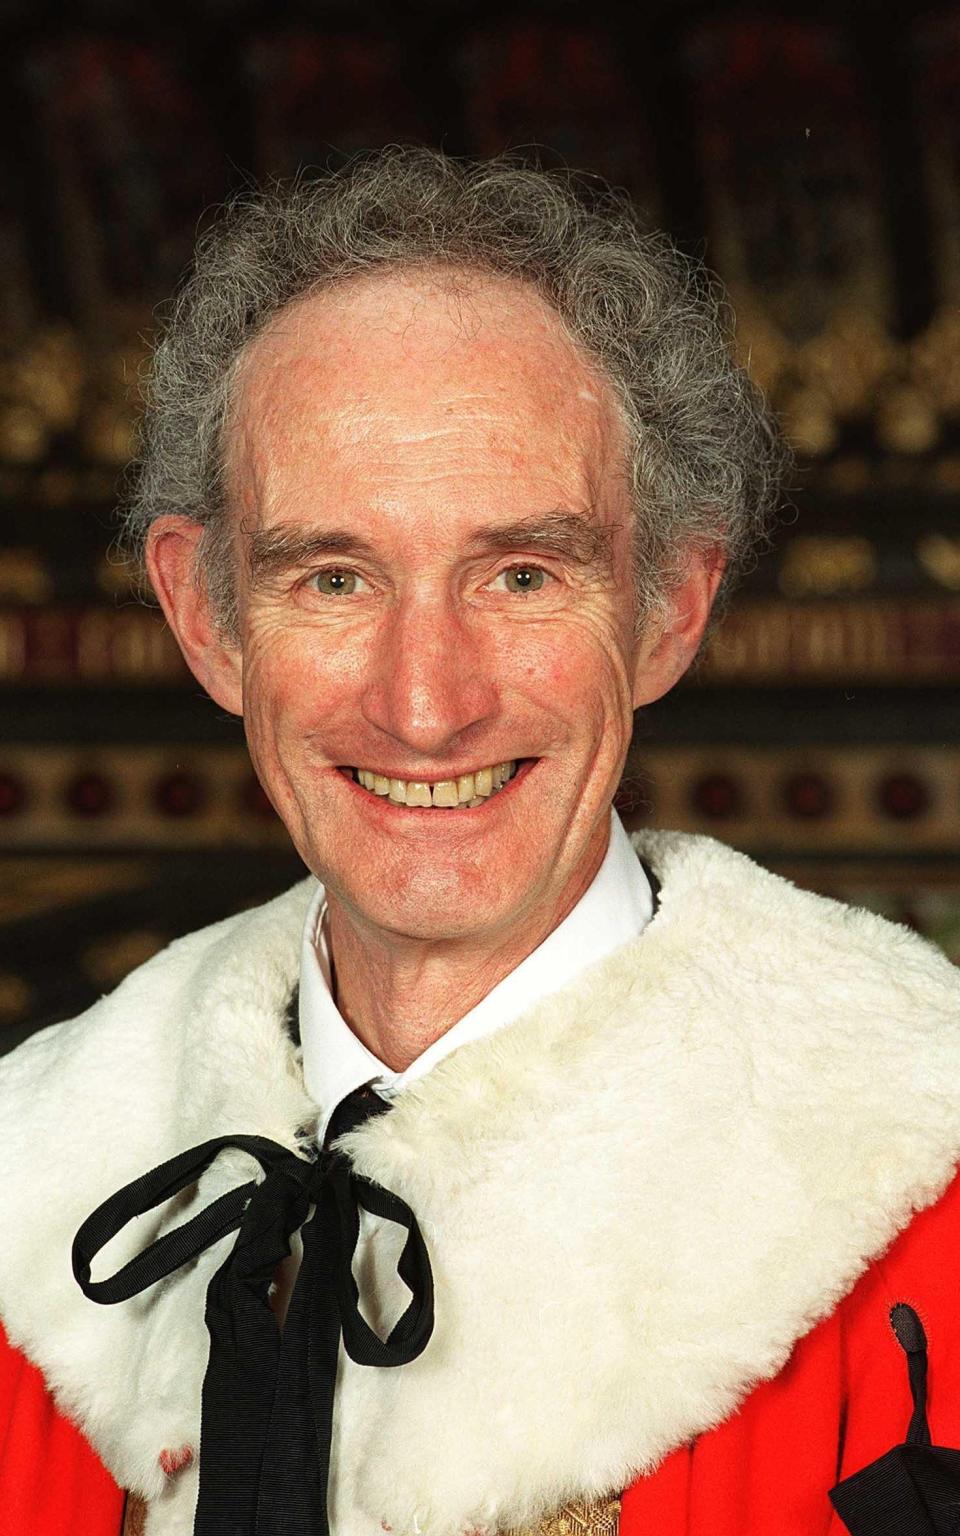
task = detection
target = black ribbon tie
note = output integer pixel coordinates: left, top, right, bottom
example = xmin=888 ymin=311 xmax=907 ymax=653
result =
xmin=72 ymin=1088 xmax=434 ymax=1535
xmin=829 ymin=1302 xmax=960 ymax=1534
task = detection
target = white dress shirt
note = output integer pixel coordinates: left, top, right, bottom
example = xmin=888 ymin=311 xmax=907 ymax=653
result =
xmin=299 ymin=810 xmax=652 ymax=1139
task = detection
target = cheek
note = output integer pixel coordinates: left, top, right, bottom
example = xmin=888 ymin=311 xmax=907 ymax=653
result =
xmin=512 ymin=626 xmax=630 ymax=724
xmin=242 ymin=623 xmax=362 ymax=728
xmin=515 ymin=652 xmax=569 ymax=692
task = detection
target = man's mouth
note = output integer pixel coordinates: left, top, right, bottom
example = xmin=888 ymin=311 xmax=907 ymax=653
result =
xmin=339 ymin=759 xmax=524 ymax=809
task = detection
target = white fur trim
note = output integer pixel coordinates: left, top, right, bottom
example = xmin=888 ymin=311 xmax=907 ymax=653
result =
xmin=0 ymin=882 xmax=317 ymax=1515
xmin=1 ymin=833 xmax=958 ymax=1536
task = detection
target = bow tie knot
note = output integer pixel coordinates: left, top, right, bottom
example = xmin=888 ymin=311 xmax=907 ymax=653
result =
xmin=73 ymin=1090 xmax=434 ymax=1535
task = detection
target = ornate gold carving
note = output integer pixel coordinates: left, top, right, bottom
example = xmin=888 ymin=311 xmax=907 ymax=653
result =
xmin=875 ymin=380 xmax=939 ymax=455
xmin=9 ymin=324 xmax=84 ymax=433
xmin=798 ymin=310 xmax=894 ymax=418
xmin=0 ymin=323 xmax=146 ymax=469
xmin=0 ymin=857 xmax=146 ymax=924
xmin=777 ymin=536 xmax=877 ymax=598
xmin=778 ymin=383 xmax=837 ymax=458
xmin=0 ymin=402 xmax=47 ymax=464
xmin=0 ymin=745 xmax=288 ymax=852
xmin=728 ymin=293 xmax=960 ymax=458
xmin=501 ymin=1496 xmax=620 ymax=1535
xmin=697 ymin=597 xmax=960 ymax=684
xmin=0 ymin=548 xmax=51 ymax=603
xmin=622 ymin=741 xmax=960 ymax=855
xmin=0 ymin=608 xmax=185 ymax=684
xmin=916 ymin=534 xmax=960 ymax=592
xmin=911 ymin=307 xmax=960 ymax=416
xmin=730 ymin=297 xmax=791 ymax=397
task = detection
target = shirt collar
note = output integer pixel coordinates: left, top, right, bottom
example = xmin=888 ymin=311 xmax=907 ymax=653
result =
xmin=299 ymin=810 xmax=651 ymax=1143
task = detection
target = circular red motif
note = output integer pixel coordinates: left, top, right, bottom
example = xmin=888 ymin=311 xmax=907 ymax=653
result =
xmin=64 ymin=771 xmax=114 ymax=817
xmin=877 ymin=773 xmax=930 ymax=820
xmin=690 ymin=772 xmax=743 ymax=820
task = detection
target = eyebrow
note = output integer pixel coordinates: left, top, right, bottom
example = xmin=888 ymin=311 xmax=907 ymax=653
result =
xmin=465 ymin=511 xmax=616 ymax=572
xmin=245 ymin=510 xmax=617 ymax=585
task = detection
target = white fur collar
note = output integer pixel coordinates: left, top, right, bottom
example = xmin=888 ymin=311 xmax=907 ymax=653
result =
xmin=1 ymin=831 xmax=959 ymax=1536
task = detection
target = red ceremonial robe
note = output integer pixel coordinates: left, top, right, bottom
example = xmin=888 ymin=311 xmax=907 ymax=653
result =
xmin=4 ymin=832 xmax=959 ymax=1534
xmin=4 ymin=1168 xmax=960 ymax=1536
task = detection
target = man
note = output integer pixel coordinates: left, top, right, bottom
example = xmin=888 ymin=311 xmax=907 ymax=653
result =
xmin=1 ymin=148 xmax=958 ymax=1536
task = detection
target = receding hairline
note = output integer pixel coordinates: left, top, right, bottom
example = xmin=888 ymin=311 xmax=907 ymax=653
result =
xmin=228 ymin=258 xmax=626 ymax=410
xmin=220 ymin=257 xmax=635 ymax=523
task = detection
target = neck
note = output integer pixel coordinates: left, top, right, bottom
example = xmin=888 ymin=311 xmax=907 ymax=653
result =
xmin=324 ymin=843 xmax=607 ymax=1072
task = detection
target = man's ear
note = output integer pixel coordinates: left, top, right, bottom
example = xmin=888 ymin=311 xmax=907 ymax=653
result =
xmin=145 ymin=515 xmax=243 ymax=717
xmin=631 ymin=548 xmax=725 ymax=709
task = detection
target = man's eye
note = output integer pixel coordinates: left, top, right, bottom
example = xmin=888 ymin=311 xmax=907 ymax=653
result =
xmin=311 ymin=568 xmax=365 ymax=596
xmin=492 ymin=565 xmax=550 ymax=594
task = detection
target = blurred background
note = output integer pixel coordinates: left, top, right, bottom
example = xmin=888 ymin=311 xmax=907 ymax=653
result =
xmin=1 ymin=0 xmax=959 ymax=1052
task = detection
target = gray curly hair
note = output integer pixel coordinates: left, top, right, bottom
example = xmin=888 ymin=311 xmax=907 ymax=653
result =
xmin=124 ymin=145 xmax=788 ymax=638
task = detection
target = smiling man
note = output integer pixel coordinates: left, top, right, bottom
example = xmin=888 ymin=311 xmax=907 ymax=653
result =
xmin=152 ymin=264 xmax=715 ymax=1074
xmin=2 ymin=149 xmax=959 ymax=1536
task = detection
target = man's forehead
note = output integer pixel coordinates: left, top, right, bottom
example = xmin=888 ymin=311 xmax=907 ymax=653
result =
xmin=232 ymin=268 xmax=621 ymax=445
xmin=224 ymin=269 xmax=631 ymax=551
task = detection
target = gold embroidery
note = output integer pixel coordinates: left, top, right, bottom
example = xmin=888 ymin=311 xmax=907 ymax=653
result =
xmin=121 ymin=1492 xmax=620 ymax=1534
xmin=501 ymin=1495 xmax=620 ymax=1535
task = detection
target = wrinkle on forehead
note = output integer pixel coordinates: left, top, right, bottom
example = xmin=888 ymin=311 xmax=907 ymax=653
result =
xmin=226 ymin=267 xmax=629 ymax=527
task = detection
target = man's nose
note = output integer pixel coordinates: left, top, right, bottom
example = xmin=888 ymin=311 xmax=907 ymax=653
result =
xmin=359 ymin=597 xmax=499 ymax=757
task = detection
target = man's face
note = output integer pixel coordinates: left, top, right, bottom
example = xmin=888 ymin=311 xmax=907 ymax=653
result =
xmin=224 ymin=270 xmax=653 ymax=946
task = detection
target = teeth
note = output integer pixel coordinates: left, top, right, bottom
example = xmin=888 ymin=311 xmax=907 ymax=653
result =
xmin=351 ymin=761 xmax=519 ymax=808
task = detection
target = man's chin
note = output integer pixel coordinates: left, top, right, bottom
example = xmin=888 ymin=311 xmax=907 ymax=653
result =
xmin=314 ymin=850 xmax=552 ymax=944
xmin=331 ymin=885 xmax=525 ymax=945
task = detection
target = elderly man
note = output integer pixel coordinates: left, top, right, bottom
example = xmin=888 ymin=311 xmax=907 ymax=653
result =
xmin=1 ymin=148 xmax=959 ymax=1536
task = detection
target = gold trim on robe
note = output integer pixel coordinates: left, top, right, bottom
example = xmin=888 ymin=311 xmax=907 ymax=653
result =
xmin=502 ymin=1495 xmax=621 ymax=1534
xmin=121 ymin=1492 xmax=621 ymax=1533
